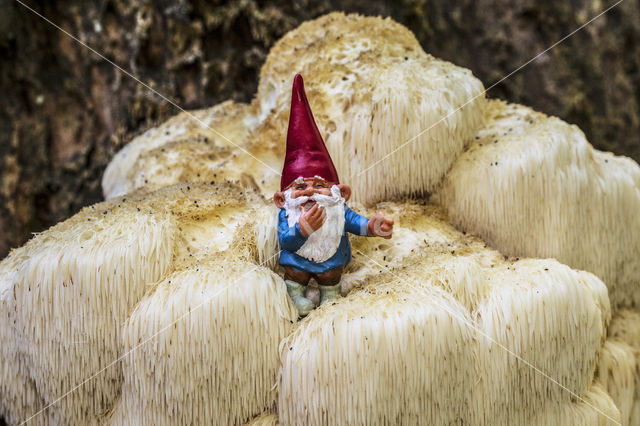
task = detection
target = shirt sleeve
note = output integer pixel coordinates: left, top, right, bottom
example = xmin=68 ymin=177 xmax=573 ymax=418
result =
xmin=344 ymin=206 xmax=370 ymax=236
xmin=278 ymin=209 xmax=308 ymax=251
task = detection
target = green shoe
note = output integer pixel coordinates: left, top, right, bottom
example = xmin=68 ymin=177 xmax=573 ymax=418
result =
xmin=319 ymin=283 xmax=341 ymax=306
xmin=285 ymin=280 xmax=314 ymax=317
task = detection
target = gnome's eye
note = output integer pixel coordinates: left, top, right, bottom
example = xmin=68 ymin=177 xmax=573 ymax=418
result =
xmin=314 ymin=182 xmax=326 ymax=188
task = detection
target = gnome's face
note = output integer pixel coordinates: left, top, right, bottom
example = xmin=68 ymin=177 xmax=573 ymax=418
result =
xmin=273 ymin=178 xmax=351 ymax=209
xmin=292 ymin=177 xmax=332 ymax=211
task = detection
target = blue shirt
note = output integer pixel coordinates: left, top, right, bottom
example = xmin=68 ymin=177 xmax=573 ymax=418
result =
xmin=278 ymin=206 xmax=370 ymax=274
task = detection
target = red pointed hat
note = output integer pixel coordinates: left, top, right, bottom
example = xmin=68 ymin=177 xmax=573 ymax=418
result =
xmin=280 ymin=74 xmax=340 ymax=190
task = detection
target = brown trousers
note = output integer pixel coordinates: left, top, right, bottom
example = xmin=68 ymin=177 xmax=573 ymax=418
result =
xmin=284 ymin=266 xmax=343 ymax=286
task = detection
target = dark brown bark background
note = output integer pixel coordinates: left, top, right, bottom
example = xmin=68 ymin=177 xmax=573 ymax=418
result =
xmin=1 ymin=0 xmax=639 ymax=260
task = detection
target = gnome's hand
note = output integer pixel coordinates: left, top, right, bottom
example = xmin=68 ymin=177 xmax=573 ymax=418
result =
xmin=367 ymin=212 xmax=394 ymax=239
xmin=298 ymin=204 xmax=326 ymax=237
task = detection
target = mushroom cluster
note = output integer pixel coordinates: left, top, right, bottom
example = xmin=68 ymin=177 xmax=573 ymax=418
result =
xmin=1 ymin=12 xmax=639 ymax=426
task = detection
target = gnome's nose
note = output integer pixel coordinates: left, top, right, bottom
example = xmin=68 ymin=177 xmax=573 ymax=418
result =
xmin=299 ymin=187 xmax=315 ymax=197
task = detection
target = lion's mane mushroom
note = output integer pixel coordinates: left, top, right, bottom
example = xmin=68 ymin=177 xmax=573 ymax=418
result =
xmin=102 ymin=12 xmax=486 ymax=205
xmin=0 ymin=188 xmax=176 ymax=424
xmin=102 ymin=101 xmax=257 ymax=199
xmin=109 ymin=260 xmax=296 ymax=425
xmin=596 ymin=309 xmax=640 ymax=425
xmin=434 ymin=99 xmax=640 ymax=313
xmin=2 ymin=11 xmax=640 ymax=426
xmin=277 ymin=201 xmax=613 ymax=425
xmin=0 ymin=182 xmax=297 ymax=425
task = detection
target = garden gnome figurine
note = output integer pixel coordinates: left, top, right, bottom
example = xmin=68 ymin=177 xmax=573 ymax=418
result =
xmin=274 ymin=74 xmax=394 ymax=317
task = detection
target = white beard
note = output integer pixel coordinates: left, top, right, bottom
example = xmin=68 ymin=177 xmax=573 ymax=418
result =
xmin=284 ymin=185 xmax=346 ymax=262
